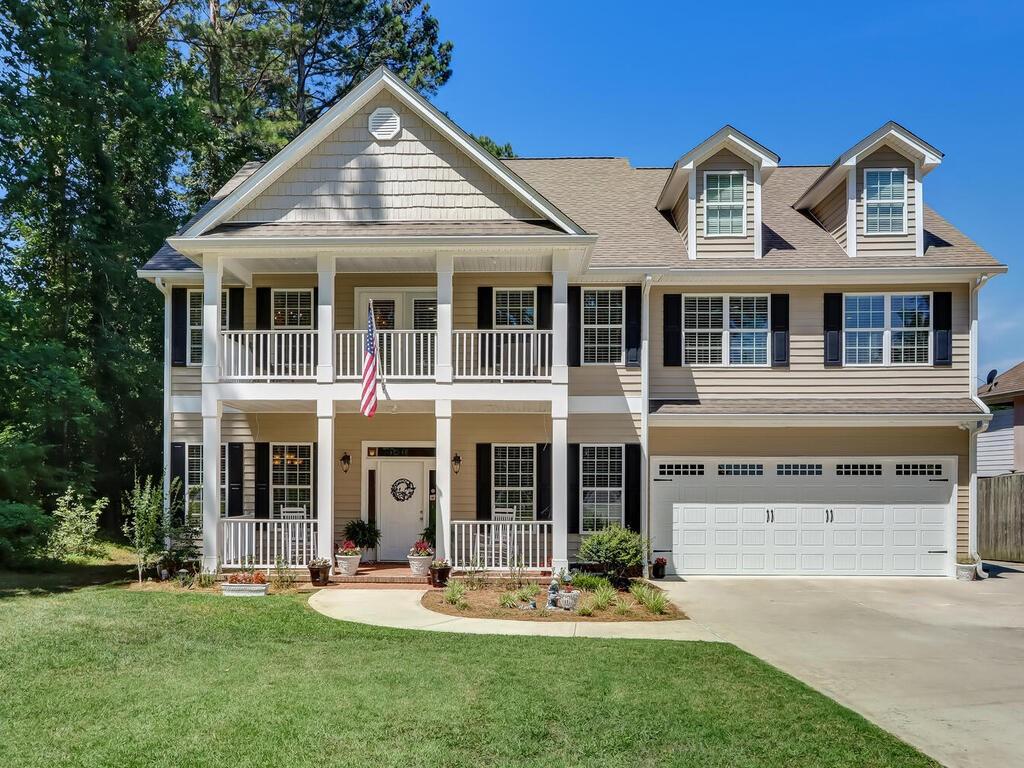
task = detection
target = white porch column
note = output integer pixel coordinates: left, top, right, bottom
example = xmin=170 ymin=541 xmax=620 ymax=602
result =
xmin=551 ymin=252 xmax=569 ymax=385
xmin=201 ymin=254 xmax=223 ymax=383
xmin=435 ymin=399 xmax=452 ymax=563
xmin=316 ymin=399 xmax=335 ymax=565
xmin=436 ymin=253 xmax=453 ymax=383
xmin=201 ymin=399 xmax=222 ymax=572
xmin=551 ymin=398 xmax=569 ymax=573
xmin=317 ymin=254 xmax=336 ymax=383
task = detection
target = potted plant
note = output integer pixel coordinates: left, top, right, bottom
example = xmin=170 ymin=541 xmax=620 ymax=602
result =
xmin=651 ymin=557 xmax=667 ymax=580
xmin=221 ymin=569 xmax=268 ymax=596
xmin=308 ymin=556 xmax=332 ymax=586
xmin=333 ymin=540 xmax=361 ymax=577
xmin=408 ymin=540 xmax=434 ymax=577
xmin=956 ymin=554 xmax=981 ymax=581
xmin=343 ymin=520 xmax=382 ymax=563
xmin=429 ymin=559 xmax=451 ymax=587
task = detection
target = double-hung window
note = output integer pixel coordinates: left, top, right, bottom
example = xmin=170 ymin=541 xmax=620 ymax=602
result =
xmin=844 ymin=293 xmax=931 ymax=366
xmin=582 ymin=288 xmax=624 ymax=364
xmin=704 ymin=171 xmax=746 ymax=236
xmin=272 ymin=289 xmax=313 ymax=328
xmin=494 ymin=289 xmax=536 ymax=328
xmin=187 ymin=289 xmax=229 ymax=365
xmin=492 ymin=444 xmax=535 ymax=521
xmin=184 ymin=444 xmax=227 ymax=518
xmin=864 ymin=169 xmax=907 ymax=235
xmin=682 ymin=295 xmax=769 ymax=366
xmin=580 ymin=445 xmax=624 ymax=533
xmin=271 ymin=443 xmax=312 ymax=518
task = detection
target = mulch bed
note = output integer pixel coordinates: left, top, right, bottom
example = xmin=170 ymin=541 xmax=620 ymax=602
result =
xmin=421 ymin=582 xmax=686 ymax=622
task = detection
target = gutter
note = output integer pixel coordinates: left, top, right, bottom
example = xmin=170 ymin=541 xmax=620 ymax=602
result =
xmin=166 ymin=233 xmax=598 ymax=255
xmin=639 ymin=273 xmax=653 ymax=577
xmin=968 ymin=274 xmax=994 ymax=578
xmin=154 ymin=278 xmax=172 ymax=526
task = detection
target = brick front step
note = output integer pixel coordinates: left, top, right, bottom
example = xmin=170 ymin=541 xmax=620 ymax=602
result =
xmin=332 ymin=574 xmax=430 ymax=584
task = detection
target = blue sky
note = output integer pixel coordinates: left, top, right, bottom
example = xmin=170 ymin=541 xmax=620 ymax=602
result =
xmin=428 ymin=0 xmax=1022 ymax=381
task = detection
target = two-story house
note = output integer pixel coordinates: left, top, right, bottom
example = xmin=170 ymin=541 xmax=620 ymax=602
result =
xmin=139 ymin=67 xmax=1004 ymax=578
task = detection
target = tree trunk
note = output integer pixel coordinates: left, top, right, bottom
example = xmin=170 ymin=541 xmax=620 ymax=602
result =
xmin=208 ymin=0 xmax=222 ymax=107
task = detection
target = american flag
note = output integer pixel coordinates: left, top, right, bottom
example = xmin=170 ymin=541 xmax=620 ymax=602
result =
xmin=360 ymin=303 xmax=378 ymax=418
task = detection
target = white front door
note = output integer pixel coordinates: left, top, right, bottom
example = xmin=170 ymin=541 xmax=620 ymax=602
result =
xmin=377 ymin=460 xmax=430 ymax=561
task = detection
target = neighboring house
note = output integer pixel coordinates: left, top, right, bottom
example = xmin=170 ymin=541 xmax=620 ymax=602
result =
xmin=139 ymin=67 xmax=1006 ymax=578
xmin=978 ymin=361 xmax=1024 ymax=476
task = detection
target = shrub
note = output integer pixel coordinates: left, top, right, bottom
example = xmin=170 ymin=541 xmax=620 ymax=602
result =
xmin=0 ymin=501 xmax=51 ymax=567
xmin=442 ymin=579 xmax=466 ymax=605
xmin=123 ymin=475 xmax=168 ymax=583
xmin=614 ymin=598 xmax=631 ymax=616
xmin=342 ymin=520 xmax=381 ymax=551
xmin=499 ymin=591 xmax=518 ymax=609
xmin=570 ymin=572 xmax=612 ymax=592
xmin=592 ymin=583 xmax=617 ymax=611
xmin=576 ymin=526 xmax=646 ymax=584
xmin=630 ymin=582 xmax=670 ymax=615
xmin=575 ymin=599 xmax=594 ymax=617
xmin=47 ymin=486 xmax=106 ymax=560
xmin=515 ymin=583 xmax=541 ymax=602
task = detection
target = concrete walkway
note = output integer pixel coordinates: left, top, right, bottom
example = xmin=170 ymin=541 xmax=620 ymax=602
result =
xmin=308 ymin=588 xmax=722 ymax=641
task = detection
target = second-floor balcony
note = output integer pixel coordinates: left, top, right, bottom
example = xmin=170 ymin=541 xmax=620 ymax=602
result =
xmin=219 ymin=329 xmax=553 ymax=383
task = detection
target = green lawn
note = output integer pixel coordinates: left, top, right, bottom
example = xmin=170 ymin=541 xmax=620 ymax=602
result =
xmin=0 ymin=575 xmax=937 ymax=768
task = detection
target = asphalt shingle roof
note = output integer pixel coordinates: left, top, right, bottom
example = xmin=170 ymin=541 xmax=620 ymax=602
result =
xmin=979 ymin=360 xmax=1024 ymax=403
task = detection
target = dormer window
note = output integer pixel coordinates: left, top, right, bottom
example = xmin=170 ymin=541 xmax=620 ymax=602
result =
xmin=864 ymin=169 xmax=906 ymax=235
xmin=704 ymin=171 xmax=746 ymax=236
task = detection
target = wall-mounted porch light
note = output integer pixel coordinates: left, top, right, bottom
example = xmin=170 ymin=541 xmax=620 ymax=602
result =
xmin=339 ymin=452 xmax=351 ymax=474
xmin=451 ymin=452 xmax=462 ymax=475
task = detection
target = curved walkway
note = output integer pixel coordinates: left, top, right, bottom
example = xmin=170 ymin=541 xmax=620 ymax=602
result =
xmin=308 ymin=588 xmax=723 ymax=641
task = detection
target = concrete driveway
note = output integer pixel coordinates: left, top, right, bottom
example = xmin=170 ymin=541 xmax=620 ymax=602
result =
xmin=661 ymin=563 xmax=1024 ymax=768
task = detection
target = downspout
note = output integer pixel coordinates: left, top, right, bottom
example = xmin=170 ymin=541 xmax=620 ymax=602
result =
xmin=155 ymin=278 xmax=172 ymax=525
xmin=640 ymin=274 xmax=653 ymax=577
xmin=968 ymin=274 xmax=993 ymax=578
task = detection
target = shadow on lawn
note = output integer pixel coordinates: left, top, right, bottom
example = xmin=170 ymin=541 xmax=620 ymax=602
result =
xmin=0 ymin=563 xmax=134 ymax=599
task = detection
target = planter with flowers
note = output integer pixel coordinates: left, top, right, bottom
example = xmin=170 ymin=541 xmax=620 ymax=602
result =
xmin=333 ymin=541 xmax=362 ymax=577
xmin=221 ymin=569 xmax=268 ymax=596
xmin=308 ymin=557 xmax=332 ymax=586
xmin=651 ymin=557 xmax=667 ymax=580
xmin=429 ymin=559 xmax=451 ymax=587
xmin=408 ymin=540 xmax=434 ymax=577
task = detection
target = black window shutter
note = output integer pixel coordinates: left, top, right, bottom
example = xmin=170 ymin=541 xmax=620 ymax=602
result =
xmin=227 ymin=443 xmax=244 ymax=516
xmin=254 ymin=442 xmax=270 ymax=518
xmin=824 ymin=293 xmax=843 ymax=367
xmin=312 ymin=442 xmax=318 ymax=518
xmin=477 ymin=287 xmax=493 ymax=329
xmin=663 ymin=294 xmax=682 ymax=367
xmin=475 ymin=444 xmax=492 ymax=520
xmin=170 ymin=442 xmax=186 ymax=523
xmin=536 ymin=443 xmax=552 ymax=520
xmin=624 ymin=444 xmax=641 ymax=533
xmin=933 ymin=292 xmax=952 ymax=367
xmin=625 ymin=286 xmax=642 ymax=368
xmin=256 ymin=288 xmax=271 ymax=330
xmin=771 ymin=293 xmax=790 ymax=368
xmin=568 ymin=286 xmax=581 ymax=367
xmin=171 ymin=288 xmax=187 ymax=366
xmin=228 ymin=288 xmax=244 ymax=330
xmin=567 ymin=444 xmax=580 ymax=535
xmin=537 ymin=286 xmax=552 ymax=330
xmin=312 ymin=287 xmax=319 ymax=329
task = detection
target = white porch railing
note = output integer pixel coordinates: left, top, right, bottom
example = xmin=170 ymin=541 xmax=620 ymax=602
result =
xmin=452 ymin=330 xmax=552 ymax=381
xmin=335 ymin=330 xmax=436 ymax=380
xmin=451 ymin=521 xmax=553 ymax=571
xmin=220 ymin=330 xmax=318 ymax=380
xmin=220 ymin=519 xmax=318 ymax=568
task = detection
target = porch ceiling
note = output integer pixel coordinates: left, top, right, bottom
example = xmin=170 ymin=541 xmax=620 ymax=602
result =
xmin=224 ymin=399 xmax=315 ymax=412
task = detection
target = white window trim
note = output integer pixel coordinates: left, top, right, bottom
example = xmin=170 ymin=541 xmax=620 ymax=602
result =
xmin=270 ymin=442 xmax=314 ymax=518
xmin=579 ymin=443 xmax=625 ymax=534
xmin=186 ymin=288 xmax=228 ymax=366
xmin=681 ymin=293 xmax=771 ymax=368
xmin=703 ymin=170 xmax=747 ymax=238
xmin=271 ymin=288 xmax=314 ymax=330
xmin=184 ymin=443 xmax=228 ymax=518
xmin=842 ymin=291 xmax=933 ymax=368
xmin=863 ymin=167 xmax=908 ymax=236
xmin=354 ymin=287 xmax=438 ymax=329
xmin=493 ymin=287 xmax=538 ymax=330
xmin=581 ymin=286 xmax=625 ymax=366
xmin=491 ymin=443 xmax=537 ymax=521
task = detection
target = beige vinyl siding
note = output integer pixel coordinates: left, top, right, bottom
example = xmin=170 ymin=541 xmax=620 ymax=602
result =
xmin=452 ymin=272 xmax=551 ymax=329
xmin=569 ymin=366 xmax=641 ymax=397
xmin=170 ymin=366 xmax=201 ymax=396
xmin=811 ymin=180 xmax=848 ymax=251
xmin=856 ymin=146 xmax=916 ymax=256
xmin=229 ymin=92 xmax=538 ymax=223
xmin=695 ymin=149 xmax=755 ymax=258
xmin=568 ymin=413 xmax=640 ymax=443
xmin=670 ymin=184 xmax=689 ymax=250
xmin=650 ymin=283 xmax=971 ymax=400
xmin=334 ymin=273 xmax=436 ymax=328
xmin=649 ymin=425 xmax=970 ymax=556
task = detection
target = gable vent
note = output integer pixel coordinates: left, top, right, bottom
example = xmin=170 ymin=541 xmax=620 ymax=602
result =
xmin=368 ymin=107 xmax=400 ymax=140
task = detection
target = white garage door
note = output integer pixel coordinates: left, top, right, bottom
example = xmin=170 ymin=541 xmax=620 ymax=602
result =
xmin=650 ymin=457 xmax=955 ymax=576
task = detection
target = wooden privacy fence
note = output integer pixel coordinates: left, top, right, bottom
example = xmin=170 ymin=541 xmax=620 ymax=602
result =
xmin=979 ymin=473 xmax=1024 ymax=563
